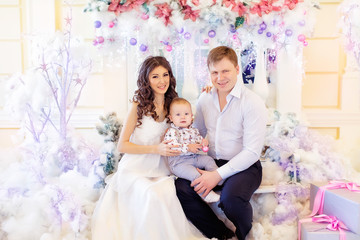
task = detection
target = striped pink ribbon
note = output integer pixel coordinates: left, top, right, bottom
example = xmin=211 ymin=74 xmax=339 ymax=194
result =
xmin=298 ymin=214 xmax=349 ymax=240
xmin=309 ymin=181 xmax=360 ymax=217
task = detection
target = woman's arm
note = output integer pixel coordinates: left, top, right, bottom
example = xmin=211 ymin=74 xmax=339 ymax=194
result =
xmin=117 ymin=102 xmax=180 ymax=156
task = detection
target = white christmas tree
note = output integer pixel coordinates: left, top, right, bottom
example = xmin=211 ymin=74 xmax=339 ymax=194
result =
xmin=1 ymin=11 xmax=101 ymax=240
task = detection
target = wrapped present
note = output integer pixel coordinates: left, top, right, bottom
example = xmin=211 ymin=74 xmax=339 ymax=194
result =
xmin=309 ymin=181 xmax=360 ymax=234
xmin=299 ymin=216 xmax=359 ymax=240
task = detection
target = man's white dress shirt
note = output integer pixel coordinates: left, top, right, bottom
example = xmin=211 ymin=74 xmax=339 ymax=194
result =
xmin=193 ymin=79 xmax=267 ymax=179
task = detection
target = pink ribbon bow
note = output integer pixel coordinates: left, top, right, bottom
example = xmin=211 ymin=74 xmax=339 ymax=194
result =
xmin=298 ymin=214 xmax=349 ymax=240
xmin=310 ymin=181 xmax=360 ymax=217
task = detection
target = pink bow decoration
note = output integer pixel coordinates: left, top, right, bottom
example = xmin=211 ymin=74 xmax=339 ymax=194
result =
xmin=298 ymin=215 xmax=349 ymax=240
xmin=310 ymin=181 xmax=360 ymax=217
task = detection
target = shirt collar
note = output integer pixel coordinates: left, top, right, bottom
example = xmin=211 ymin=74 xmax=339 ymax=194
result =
xmin=229 ymin=79 xmax=243 ymax=99
xmin=170 ymin=123 xmax=192 ymax=130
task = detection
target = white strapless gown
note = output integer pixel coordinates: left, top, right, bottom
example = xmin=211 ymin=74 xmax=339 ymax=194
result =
xmin=91 ymin=116 xmax=207 ymax=240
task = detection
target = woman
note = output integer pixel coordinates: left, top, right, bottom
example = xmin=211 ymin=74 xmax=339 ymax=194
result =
xmin=91 ymin=56 xmax=206 ymax=240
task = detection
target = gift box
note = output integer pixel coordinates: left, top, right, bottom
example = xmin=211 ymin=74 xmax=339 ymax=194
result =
xmin=300 ymin=220 xmax=360 ymax=240
xmin=310 ymin=182 xmax=360 ymax=234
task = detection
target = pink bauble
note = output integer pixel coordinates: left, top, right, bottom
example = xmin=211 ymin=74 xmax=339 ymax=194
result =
xmin=97 ymin=36 xmax=104 ymax=44
xmin=303 ymin=41 xmax=308 ymax=47
xmin=298 ymin=34 xmax=306 ymax=42
xmin=108 ymin=21 xmax=115 ymax=28
xmin=166 ymin=45 xmax=172 ymax=52
xmin=204 ymin=39 xmax=209 ymax=44
xmin=202 ymin=146 xmax=209 ymax=152
xmin=141 ymin=13 xmax=149 ymax=20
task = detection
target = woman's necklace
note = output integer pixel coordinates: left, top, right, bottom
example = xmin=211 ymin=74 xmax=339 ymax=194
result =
xmin=154 ymin=102 xmax=165 ymax=122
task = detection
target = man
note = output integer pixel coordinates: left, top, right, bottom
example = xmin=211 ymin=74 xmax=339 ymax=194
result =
xmin=175 ymin=46 xmax=267 ymax=240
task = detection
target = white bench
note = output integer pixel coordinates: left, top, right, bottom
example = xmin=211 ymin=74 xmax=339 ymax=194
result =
xmin=254 ymin=184 xmax=276 ymax=194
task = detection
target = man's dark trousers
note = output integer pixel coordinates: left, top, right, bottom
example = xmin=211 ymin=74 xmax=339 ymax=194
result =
xmin=175 ymin=159 xmax=262 ymax=240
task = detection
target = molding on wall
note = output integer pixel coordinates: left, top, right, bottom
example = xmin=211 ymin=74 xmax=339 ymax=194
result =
xmin=67 ymin=108 xmax=105 ymax=128
xmin=304 ymin=109 xmax=360 ymax=127
xmin=0 ymin=108 xmax=105 ymax=129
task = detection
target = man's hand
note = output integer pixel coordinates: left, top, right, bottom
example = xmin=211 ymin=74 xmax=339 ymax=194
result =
xmin=191 ymin=169 xmax=222 ymax=198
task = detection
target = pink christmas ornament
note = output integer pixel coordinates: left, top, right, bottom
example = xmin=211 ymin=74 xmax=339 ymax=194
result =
xmin=141 ymin=13 xmax=149 ymax=20
xmin=166 ymin=45 xmax=172 ymax=51
xmin=297 ymin=34 xmax=306 ymax=42
xmin=97 ymin=36 xmax=104 ymax=44
xmin=108 ymin=21 xmax=115 ymax=28
xmin=202 ymin=146 xmax=209 ymax=152
xmin=204 ymin=39 xmax=209 ymax=44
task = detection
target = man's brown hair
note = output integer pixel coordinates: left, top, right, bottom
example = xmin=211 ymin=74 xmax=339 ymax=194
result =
xmin=207 ymin=46 xmax=238 ymax=68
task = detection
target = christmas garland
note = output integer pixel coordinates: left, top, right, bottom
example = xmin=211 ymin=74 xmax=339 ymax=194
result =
xmin=84 ymin=0 xmax=318 ymax=54
xmin=105 ymin=0 xmax=301 ymax=23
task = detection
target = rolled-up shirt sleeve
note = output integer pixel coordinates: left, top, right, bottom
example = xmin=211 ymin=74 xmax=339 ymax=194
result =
xmin=217 ymin=92 xmax=267 ymax=179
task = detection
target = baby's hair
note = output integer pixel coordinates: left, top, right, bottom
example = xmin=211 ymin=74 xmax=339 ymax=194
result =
xmin=169 ymin=97 xmax=191 ymax=111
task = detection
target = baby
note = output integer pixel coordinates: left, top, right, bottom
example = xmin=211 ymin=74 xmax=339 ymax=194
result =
xmin=164 ymin=97 xmax=220 ymax=203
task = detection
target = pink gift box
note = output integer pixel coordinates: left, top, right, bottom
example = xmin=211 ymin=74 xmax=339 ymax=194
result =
xmin=300 ymin=220 xmax=359 ymax=240
xmin=310 ymin=182 xmax=360 ymax=235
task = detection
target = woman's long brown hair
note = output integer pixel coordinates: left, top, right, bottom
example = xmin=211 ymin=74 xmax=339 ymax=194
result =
xmin=132 ymin=56 xmax=178 ymax=126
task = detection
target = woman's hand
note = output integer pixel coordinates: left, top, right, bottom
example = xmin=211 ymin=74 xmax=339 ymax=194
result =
xmin=201 ymin=85 xmax=213 ymax=93
xmin=188 ymin=143 xmax=202 ymax=153
xmin=157 ymin=140 xmax=181 ymax=156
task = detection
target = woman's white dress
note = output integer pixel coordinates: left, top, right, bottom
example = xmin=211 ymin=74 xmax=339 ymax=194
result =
xmin=91 ymin=116 xmax=206 ymax=240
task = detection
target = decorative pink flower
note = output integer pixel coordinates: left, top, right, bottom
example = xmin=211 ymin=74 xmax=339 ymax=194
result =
xmin=182 ymin=5 xmax=200 ymax=22
xmin=250 ymin=0 xmax=281 ymax=17
xmin=191 ymin=0 xmax=200 ymax=6
xmin=108 ymin=0 xmax=120 ymax=12
xmin=231 ymin=2 xmax=247 ymax=16
xmin=155 ymin=3 xmax=173 ymax=26
xmin=127 ymin=0 xmax=148 ymax=10
xmin=284 ymin=0 xmax=302 ymax=10
xmin=179 ymin=0 xmax=187 ymax=8
xmin=108 ymin=0 xmax=148 ymax=16
xmin=222 ymin=0 xmax=235 ymax=8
